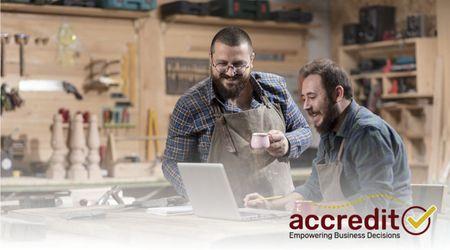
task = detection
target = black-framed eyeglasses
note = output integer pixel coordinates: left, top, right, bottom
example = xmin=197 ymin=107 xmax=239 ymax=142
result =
xmin=211 ymin=57 xmax=250 ymax=75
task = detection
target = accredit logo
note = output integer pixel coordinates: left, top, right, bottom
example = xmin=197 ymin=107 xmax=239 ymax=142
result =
xmin=289 ymin=208 xmax=400 ymax=231
xmin=288 ymin=205 xmax=437 ymax=238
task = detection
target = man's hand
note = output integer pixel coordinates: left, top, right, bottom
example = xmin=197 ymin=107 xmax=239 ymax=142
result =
xmin=244 ymin=192 xmax=305 ymax=211
xmin=243 ymin=193 xmax=272 ymax=209
xmin=267 ymin=130 xmax=289 ymax=157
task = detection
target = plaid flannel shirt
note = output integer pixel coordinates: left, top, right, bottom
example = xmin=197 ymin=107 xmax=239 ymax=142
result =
xmin=162 ymin=72 xmax=312 ymax=196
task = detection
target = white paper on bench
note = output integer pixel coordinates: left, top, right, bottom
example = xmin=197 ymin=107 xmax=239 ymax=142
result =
xmin=146 ymin=206 xmax=193 ymax=216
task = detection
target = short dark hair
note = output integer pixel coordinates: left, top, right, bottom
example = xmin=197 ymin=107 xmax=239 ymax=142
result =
xmin=210 ymin=26 xmax=253 ymax=54
xmin=299 ymin=58 xmax=353 ymax=100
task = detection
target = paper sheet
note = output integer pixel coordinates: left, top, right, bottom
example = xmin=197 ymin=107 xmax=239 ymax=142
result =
xmin=146 ymin=206 xmax=193 ymax=216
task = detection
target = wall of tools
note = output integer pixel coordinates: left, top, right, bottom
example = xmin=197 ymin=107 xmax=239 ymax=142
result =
xmin=0 ymin=12 xmax=141 ymax=176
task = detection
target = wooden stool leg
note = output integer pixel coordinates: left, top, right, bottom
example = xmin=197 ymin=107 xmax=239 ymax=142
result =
xmin=87 ymin=115 xmax=102 ymax=180
xmin=68 ymin=113 xmax=88 ymax=180
xmin=46 ymin=114 xmax=67 ymax=179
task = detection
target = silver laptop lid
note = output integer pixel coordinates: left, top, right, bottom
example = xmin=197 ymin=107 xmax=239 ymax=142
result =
xmin=178 ymin=163 xmax=241 ymax=220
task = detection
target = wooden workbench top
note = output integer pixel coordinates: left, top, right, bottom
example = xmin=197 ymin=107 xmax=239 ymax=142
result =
xmin=0 ymin=168 xmax=313 ymax=193
xmin=4 ymin=206 xmax=294 ymax=250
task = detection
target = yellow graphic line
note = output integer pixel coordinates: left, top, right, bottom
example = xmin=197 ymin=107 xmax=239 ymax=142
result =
xmin=311 ymin=193 xmax=408 ymax=210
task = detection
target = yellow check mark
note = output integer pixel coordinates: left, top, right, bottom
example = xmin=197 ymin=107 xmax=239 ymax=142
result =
xmin=407 ymin=205 xmax=437 ymax=229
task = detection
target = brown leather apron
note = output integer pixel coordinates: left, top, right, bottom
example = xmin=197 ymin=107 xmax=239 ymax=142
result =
xmin=316 ymin=139 xmax=347 ymax=202
xmin=207 ymin=95 xmax=294 ymax=205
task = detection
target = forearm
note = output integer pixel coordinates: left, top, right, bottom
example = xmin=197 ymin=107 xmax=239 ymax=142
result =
xmin=285 ymin=127 xmax=312 ymax=159
xmin=162 ymin=157 xmax=187 ymax=197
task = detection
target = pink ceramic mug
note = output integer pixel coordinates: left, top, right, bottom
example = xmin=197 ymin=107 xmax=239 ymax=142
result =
xmin=251 ymin=132 xmax=270 ymax=149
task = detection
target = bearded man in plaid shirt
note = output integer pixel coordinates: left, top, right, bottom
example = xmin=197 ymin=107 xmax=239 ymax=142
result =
xmin=162 ymin=27 xmax=312 ymax=202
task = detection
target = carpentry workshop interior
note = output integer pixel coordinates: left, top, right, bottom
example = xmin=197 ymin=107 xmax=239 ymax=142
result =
xmin=1 ymin=0 xmax=450 ymax=249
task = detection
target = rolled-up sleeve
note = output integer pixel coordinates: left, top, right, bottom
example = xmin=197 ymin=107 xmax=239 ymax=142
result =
xmin=162 ymin=97 xmax=199 ymax=197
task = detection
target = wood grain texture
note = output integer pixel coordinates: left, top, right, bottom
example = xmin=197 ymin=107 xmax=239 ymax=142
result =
xmin=432 ymin=0 xmax=450 ymax=182
xmin=0 ymin=12 xmax=140 ymax=161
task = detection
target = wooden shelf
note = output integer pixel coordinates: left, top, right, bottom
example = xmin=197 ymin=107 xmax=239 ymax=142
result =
xmin=382 ymin=93 xmax=433 ymax=100
xmin=351 ymin=71 xmax=417 ymax=80
xmin=163 ymin=14 xmax=317 ymax=31
xmin=61 ymin=123 xmax=89 ymax=129
xmin=404 ymin=133 xmax=426 ymax=140
xmin=409 ymin=162 xmax=428 ymax=168
xmin=1 ymin=169 xmax=311 ymax=193
xmin=342 ymin=38 xmax=418 ymax=52
xmin=0 ymin=3 xmax=150 ymax=19
xmin=103 ymin=123 xmax=135 ymax=129
xmin=0 ymin=176 xmax=169 ymax=193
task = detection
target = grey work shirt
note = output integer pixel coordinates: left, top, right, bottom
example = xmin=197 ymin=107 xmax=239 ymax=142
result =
xmin=295 ymin=100 xmax=412 ymax=212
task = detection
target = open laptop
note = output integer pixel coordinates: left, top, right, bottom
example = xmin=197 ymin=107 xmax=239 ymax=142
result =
xmin=177 ymin=162 xmax=291 ymax=221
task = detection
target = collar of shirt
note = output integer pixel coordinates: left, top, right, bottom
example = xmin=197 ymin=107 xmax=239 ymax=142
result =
xmin=206 ymin=72 xmax=266 ymax=112
xmin=336 ymin=99 xmax=360 ymax=138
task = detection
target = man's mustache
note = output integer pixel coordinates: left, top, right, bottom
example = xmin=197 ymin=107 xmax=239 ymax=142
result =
xmin=219 ymin=73 xmax=242 ymax=80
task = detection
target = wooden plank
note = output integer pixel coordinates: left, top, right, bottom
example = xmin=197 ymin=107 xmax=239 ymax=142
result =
xmin=432 ymin=0 xmax=450 ymax=183
xmin=381 ymin=93 xmax=433 ymax=100
xmin=351 ymin=71 xmax=417 ymax=80
xmin=416 ymin=38 xmax=438 ymax=95
xmin=341 ymin=38 xmax=418 ymax=52
xmin=163 ymin=14 xmax=318 ymax=31
xmin=1 ymin=3 xmax=150 ymax=19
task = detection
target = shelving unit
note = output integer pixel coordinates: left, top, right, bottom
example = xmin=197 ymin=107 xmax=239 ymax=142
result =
xmin=0 ymin=2 xmax=150 ymax=19
xmin=340 ymin=38 xmax=437 ymax=102
xmin=339 ymin=38 xmax=437 ymax=184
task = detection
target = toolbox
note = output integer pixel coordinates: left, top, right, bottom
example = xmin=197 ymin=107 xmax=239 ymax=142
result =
xmin=209 ymin=0 xmax=270 ymax=20
xmin=101 ymin=0 xmax=156 ymax=11
xmin=55 ymin=0 xmax=97 ymax=7
xmin=2 ymin=0 xmax=33 ymax=3
xmin=270 ymin=9 xmax=313 ymax=24
xmin=160 ymin=1 xmax=209 ymax=19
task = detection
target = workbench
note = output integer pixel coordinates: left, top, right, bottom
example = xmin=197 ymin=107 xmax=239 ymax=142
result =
xmin=2 ymin=205 xmax=450 ymax=250
xmin=0 ymin=168 xmax=313 ymax=193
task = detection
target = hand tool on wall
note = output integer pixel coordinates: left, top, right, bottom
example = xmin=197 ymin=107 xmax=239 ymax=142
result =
xmin=18 ymin=79 xmax=83 ymax=100
xmin=14 ymin=34 xmax=29 ymax=77
xmin=62 ymin=81 xmax=83 ymax=100
xmin=34 ymin=37 xmax=49 ymax=46
xmin=1 ymin=33 xmax=10 ymax=77
xmin=1 ymin=83 xmax=24 ymax=114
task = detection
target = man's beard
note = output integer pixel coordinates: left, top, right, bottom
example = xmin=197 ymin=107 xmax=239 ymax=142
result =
xmin=314 ymin=98 xmax=340 ymax=134
xmin=212 ymin=70 xmax=250 ymax=99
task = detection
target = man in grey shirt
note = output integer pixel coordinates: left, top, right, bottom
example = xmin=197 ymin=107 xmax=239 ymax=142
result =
xmin=245 ymin=59 xmax=412 ymax=214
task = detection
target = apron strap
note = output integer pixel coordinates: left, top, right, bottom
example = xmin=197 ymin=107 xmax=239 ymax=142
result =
xmin=211 ymin=102 xmax=222 ymax=121
xmin=261 ymin=94 xmax=271 ymax=107
xmin=337 ymin=139 xmax=346 ymax=162
xmin=335 ymin=103 xmax=362 ymax=162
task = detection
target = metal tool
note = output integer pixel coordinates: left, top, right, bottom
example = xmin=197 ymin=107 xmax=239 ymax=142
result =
xmin=130 ymin=195 xmax=188 ymax=208
xmin=1 ymin=33 xmax=9 ymax=77
xmin=18 ymin=79 xmax=83 ymax=100
xmin=14 ymin=34 xmax=29 ymax=77
xmin=95 ymin=186 xmax=124 ymax=206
